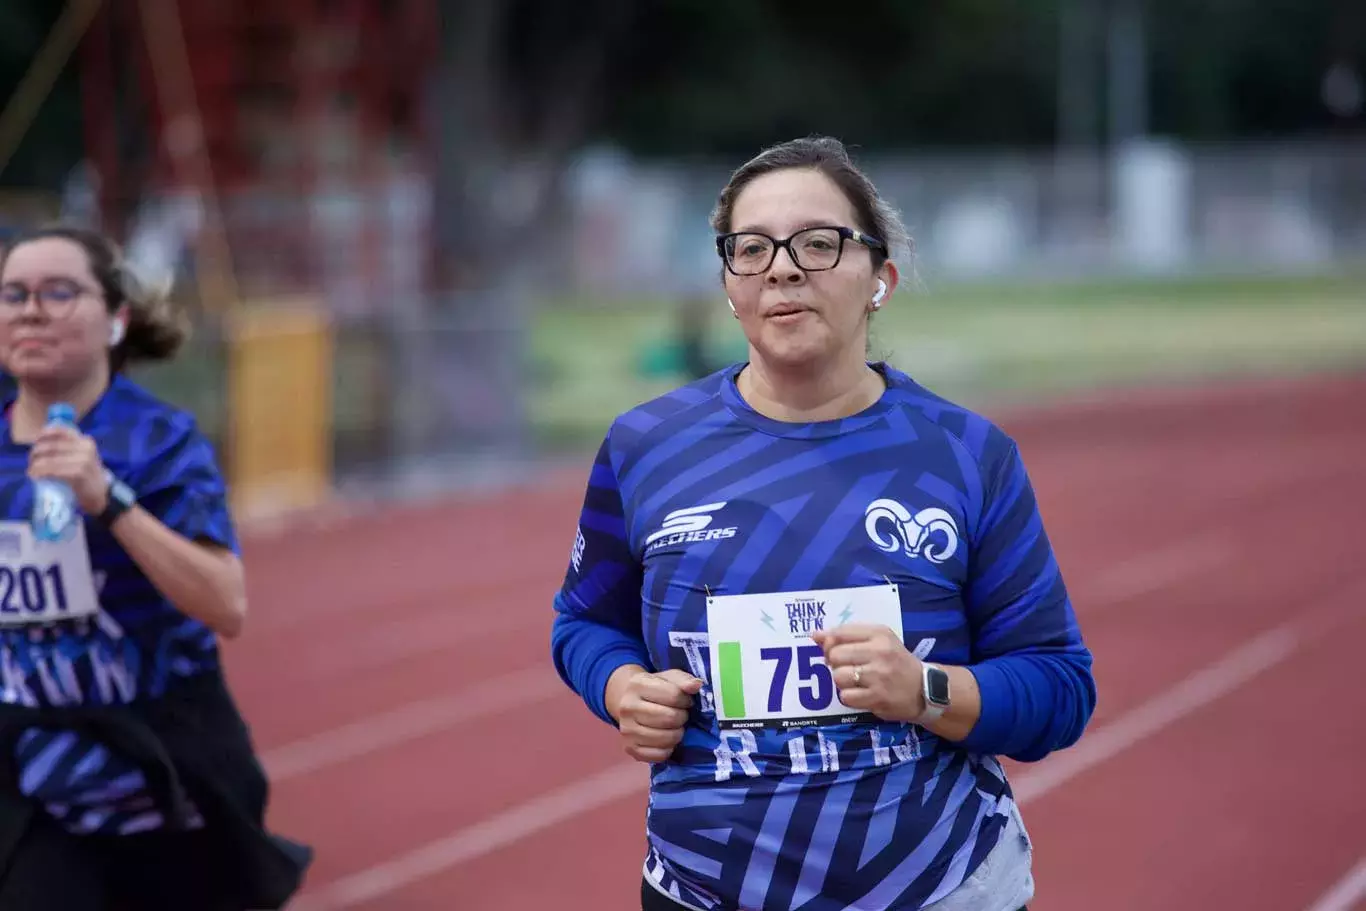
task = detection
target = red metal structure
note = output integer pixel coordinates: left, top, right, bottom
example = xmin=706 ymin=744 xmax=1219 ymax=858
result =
xmin=78 ymin=0 xmax=438 ymax=300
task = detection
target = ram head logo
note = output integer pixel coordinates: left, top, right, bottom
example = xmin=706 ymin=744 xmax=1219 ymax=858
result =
xmin=863 ymin=499 xmax=960 ymax=565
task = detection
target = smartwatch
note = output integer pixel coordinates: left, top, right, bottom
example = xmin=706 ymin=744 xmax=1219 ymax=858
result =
xmin=919 ymin=663 xmax=951 ymax=723
xmin=98 ymin=469 xmax=136 ymax=527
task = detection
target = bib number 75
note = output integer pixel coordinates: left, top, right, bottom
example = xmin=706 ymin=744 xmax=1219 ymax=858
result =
xmin=761 ymin=644 xmax=834 ymax=713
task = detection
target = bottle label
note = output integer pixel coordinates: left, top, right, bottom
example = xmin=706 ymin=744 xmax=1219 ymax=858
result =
xmin=33 ymin=484 xmax=78 ymax=543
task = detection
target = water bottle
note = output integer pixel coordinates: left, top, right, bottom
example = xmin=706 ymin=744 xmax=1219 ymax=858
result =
xmin=32 ymin=403 xmax=81 ymax=542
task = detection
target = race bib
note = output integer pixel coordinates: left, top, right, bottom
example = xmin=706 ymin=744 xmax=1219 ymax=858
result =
xmin=0 ymin=520 xmax=100 ymax=627
xmin=706 ymin=584 xmax=902 ymax=731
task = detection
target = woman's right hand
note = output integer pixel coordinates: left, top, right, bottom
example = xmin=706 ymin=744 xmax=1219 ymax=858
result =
xmin=604 ymin=665 xmax=704 ymax=763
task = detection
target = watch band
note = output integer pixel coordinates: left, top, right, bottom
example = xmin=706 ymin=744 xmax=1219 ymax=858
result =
xmin=98 ymin=469 xmax=136 ymax=527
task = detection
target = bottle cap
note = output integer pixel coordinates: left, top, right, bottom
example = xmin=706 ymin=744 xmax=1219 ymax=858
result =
xmin=46 ymin=403 xmax=77 ymax=425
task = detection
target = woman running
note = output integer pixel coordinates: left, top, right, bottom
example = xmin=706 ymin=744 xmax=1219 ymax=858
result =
xmin=551 ymin=136 xmax=1096 ymax=911
xmin=0 ymin=224 xmax=311 ymax=909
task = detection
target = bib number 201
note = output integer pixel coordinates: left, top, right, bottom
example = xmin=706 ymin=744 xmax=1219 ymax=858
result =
xmin=0 ymin=565 xmax=70 ymax=618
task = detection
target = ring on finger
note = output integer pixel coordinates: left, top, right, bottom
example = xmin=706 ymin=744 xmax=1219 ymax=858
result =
xmin=853 ymin=665 xmax=863 ymax=686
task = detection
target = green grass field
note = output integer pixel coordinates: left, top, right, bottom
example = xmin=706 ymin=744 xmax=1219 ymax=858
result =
xmin=528 ymin=270 xmax=1366 ymax=448
xmin=131 ymin=270 xmax=1366 ymax=459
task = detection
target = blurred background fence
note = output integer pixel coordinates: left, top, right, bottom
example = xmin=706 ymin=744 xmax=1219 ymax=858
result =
xmin=0 ymin=0 xmax=1363 ymax=514
xmin=121 ymin=134 xmax=1366 ymax=497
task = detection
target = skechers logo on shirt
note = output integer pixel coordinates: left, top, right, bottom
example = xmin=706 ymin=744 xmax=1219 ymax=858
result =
xmin=569 ymin=525 xmax=586 ymax=573
xmin=645 ymin=502 xmax=738 ymax=551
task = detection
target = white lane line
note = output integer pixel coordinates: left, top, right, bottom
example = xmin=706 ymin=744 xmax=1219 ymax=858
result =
xmin=288 ymin=763 xmax=648 ymax=911
xmin=1010 ymin=624 xmax=1298 ymax=802
xmin=261 ymin=667 xmax=564 ymax=781
xmin=1085 ymin=533 xmax=1235 ymax=606
xmin=1015 ymin=577 xmax=1366 ymax=803
xmin=1305 ymin=856 xmax=1366 ymax=911
xmin=241 ymin=609 xmax=544 ymax=691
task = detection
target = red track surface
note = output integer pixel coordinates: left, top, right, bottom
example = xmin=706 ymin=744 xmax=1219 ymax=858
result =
xmin=221 ymin=370 xmax=1366 ymax=911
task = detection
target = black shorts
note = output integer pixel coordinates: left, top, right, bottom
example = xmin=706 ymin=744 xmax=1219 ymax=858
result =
xmin=0 ymin=812 xmax=240 ymax=911
xmin=640 ymin=877 xmax=1028 ymax=911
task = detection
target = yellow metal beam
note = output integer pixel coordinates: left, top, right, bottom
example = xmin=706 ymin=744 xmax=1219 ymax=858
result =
xmin=224 ymin=301 xmax=334 ymax=520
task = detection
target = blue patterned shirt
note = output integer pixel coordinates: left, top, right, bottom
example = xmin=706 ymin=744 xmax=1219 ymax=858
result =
xmin=551 ymin=363 xmax=1095 ymax=911
xmin=0 ymin=374 xmax=238 ymax=835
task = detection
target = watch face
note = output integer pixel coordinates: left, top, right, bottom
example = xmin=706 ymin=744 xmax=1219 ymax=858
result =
xmin=111 ymin=480 xmax=136 ymax=508
xmin=926 ymin=667 xmax=951 ymax=705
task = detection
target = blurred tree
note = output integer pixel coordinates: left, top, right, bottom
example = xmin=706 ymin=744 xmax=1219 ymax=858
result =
xmin=417 ymin=0 xmax=639 ymax=457
xmin=0 ymin=0 xmax=1357 ymax=199
xmin=427 ymin=0 xmax=638 ymax=294
xmin=0 ymin=0 xmax=83 ymax=191
xmin=601 ymin=0 xmax=1060 ymax=156
xmin=593 ymin=0 xmax=1364 ymax=156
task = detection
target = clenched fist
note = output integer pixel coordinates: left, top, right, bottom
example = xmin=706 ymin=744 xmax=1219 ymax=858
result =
xmin=812 ymin=623 xmax=927 ymax=724
xmin=604 ymin=665 xmax=703 ymax=763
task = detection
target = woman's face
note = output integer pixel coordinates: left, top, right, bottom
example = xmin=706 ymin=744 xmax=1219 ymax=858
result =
xmin=722 ymin=168 xmax=896 ymax=373
xmin=0 ymin=237 xmax=115 ymax=387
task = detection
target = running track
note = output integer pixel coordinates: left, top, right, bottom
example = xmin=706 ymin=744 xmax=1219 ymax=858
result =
xmin=221 ymin=370 xmax=1366 ymax=911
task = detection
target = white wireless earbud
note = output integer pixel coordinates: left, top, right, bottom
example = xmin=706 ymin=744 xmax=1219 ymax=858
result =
xmin=727 ymin=298 xmax=738 ymax=318
xmin=109 ymin=321 xmax=125 ymax=347
xmin=871 ymin=279 xmax=888 ymax=307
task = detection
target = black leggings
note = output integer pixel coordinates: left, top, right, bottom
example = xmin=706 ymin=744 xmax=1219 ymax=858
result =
xmin=0 ymin=813 xmax=239 ymax=911
xmin=641 ymin=877 xmax=1026 ymax=911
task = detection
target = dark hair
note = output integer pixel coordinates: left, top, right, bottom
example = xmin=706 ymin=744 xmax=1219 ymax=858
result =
xmin=1 ymin=224 xmax=189 ymax=370
xmin=710 ymin=136 xmax=913 ymax=271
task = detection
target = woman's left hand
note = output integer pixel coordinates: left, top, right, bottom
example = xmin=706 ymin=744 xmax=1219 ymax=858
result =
xmin=27 ymin=425 xmax=110 ymax=515
xmin=812 ymin=623 xmax=926 ymax=724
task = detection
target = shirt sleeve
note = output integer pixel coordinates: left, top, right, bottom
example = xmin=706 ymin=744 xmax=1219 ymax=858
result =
xmin=129 ymin=417 xmax=241 ymax=556
xmin=549 ymin=430 xmax=652 ymax=727
xmin=957 ymin=438 xmax=1097 ymax=762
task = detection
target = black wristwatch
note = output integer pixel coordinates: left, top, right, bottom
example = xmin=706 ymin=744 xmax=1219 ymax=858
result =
xmin=98 ymin=469 xmax=137 ymax=527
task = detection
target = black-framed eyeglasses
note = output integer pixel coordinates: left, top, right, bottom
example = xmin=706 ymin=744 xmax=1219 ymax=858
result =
xmin=0 ymin=279 xmax=98 ymax=321
xmin=715 ymin=225 xmax=886 ymax=276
